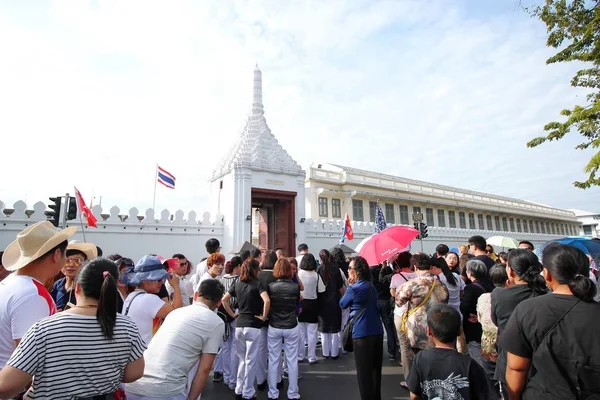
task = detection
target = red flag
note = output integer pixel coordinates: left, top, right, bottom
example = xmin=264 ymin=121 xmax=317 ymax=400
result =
xmin=74 ymin=187 xmax=98 ymax=228
xmin=344 ymin=214 xmax=354 ymax=241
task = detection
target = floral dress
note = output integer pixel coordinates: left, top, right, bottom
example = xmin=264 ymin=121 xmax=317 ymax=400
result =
xmin=476 ymin=292 xmax=498 ymax=361
xmin=395 ymin=275 xmax=449 ymax=349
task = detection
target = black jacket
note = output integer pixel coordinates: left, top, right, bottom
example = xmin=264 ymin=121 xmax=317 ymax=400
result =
xmin=268 ymin=279 xmax=301 ymax=330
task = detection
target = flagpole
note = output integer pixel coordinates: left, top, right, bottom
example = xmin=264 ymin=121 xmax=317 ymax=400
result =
xmin=152 ymin=163 xmax=158 ymax=212
xmin=74 ymin=187 xmax=87 ymax=243
xmin=79 ymin=212 xmax=88 ymax=243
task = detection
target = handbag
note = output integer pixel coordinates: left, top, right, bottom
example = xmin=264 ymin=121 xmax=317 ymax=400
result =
xmin=342 ymin=283 xmax=373 ymax=353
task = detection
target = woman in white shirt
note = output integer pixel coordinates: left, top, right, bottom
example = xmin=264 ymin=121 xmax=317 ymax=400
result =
xmin=122 ymin=255 xmax=183 ymax=346
xmin=297 ymin=253 xmax=326 ymax=364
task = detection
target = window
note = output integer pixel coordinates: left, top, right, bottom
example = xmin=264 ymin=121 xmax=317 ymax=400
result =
xmin=546 ymin=222 xmax=551 ymax=234
xmin=318 ymin=197 xmax=328 ymax=218
xmin=523 ymin=219 xmax=528 ymax=233
xmin=535 ymin=221 xmax=540 ymax=233
xmin=551 ymin=223 xmax=556 ymax=235
xmin=399 ymin=205 xmax=409 ymax=225
xmin=468 ymin=213 xmax=476 ymax=229
xmin=459 ymin=212 xmax=467 ymax=229
xmin=486 ymin=215 xmax=493 ymax=230
xmin=540 ymin=221 xmax=546 ymax=234
xmin=437 ymin=209 xmax=446 ymax=227
xmin=502 ymin=217 xmax=508 ymax=231
xmin=369 ymin=201 xmax=378 ymax=222
xmin=413 ymin=206 xmax=422 ymax=217
xmin=494 ymin=216 xmax=501 ymax=231
xmin=426 ymin=208 xmax=435 ymax=226
xmin=385 ymin=203 xmax=395 ymax=224
xmin=584 ymin=225 xmax=593 ymax=235
xmin=509 ymin=218 xmax=515 ymax=232
xmin=516 ymin=219 xmax=522 ymax=232
xmin=530 ymin=220 xmax=535 ymax=233
xmin=449 ymin=211 xmax=457 ymax=228
xmin=332 ymin=199 xmax=341 ymax=219
xmin=477 ymin=214 xmax=484 ymax=230
xmin=352 ymin=199 xmax=364 ymax=221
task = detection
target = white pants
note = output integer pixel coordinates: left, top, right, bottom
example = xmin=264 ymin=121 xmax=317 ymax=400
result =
xmin=214 ymin=320 xmax=238 ymax=388
xmin=256 ymin=326 xmax=268 ymax=385
xmin=338 ymin=307 xmax=350 ymax=349
xmin=268 ymin=326 xmax=301 ymax=399
xmin=235 ymin=326 xmax=261 ymax=399
xmin=126 ymin=393 xmax=186 ymax=400
xmin=321 ymin=332 xmax=340 ymax=358
xmin=298 ymin=322 xmax=318 ymax=362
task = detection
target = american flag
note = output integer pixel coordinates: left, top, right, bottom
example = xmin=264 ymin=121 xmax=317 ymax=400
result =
xmin=375 ymin=202 xmax=387 ymax=233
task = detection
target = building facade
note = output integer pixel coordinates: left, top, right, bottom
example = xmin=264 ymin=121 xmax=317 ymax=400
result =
xmin=570 ymin=209 xmax=600 ymax=238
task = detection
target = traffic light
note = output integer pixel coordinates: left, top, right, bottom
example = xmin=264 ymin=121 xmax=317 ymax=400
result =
xmin=48 ymin=197 xmax=62 ymax=227
xmin=66 ymin=196 xmax=77 ymax=220
xmin=420 ymin=222 xmax=429 ymax=239
xmin=414 ymin=222 xmax=421 ymax=240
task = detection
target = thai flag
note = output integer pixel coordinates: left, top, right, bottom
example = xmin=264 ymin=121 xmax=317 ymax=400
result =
xmin=157 ymin=166 xmax=176 ymax=189
xmin=340 ymin=213 xmax=354 ymax=243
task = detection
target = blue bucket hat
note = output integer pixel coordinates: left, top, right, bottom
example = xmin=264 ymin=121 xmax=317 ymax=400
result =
xmin=121 ymin=255 xmax=170 ymax=286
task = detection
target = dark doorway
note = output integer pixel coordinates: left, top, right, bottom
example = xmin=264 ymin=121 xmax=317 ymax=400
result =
xmin=251 ymin=188 xmax=296 ymax=257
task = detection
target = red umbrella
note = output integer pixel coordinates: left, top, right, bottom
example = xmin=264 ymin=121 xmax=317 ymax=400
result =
xmin=358 ymin=225 xmax=420 ymax=265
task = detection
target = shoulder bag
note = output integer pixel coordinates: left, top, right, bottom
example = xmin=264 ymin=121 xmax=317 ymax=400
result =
xmin=342 ymin=282 xmax=373 ymax=353
xmin=401 ymin=279 xmax=437 ymax=333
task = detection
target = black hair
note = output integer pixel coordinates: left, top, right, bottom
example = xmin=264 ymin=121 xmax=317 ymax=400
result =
xmin=96 ymin=246 xmax=103 ymax=257
xmin=436 ymin=244 xmax=450 ymax=256
xmin=0 ymin=251 xmax=3 ymax=266
xmin=431 ymin=257 xmax=457 ymax=287
xmin=240 ymin=250 xmax=251 ymax=261
xmin=319 ymin=249 xmax=337 ymax=284
xmin=394 ymin=251 xmax=413 ymax=270
xmin=197 ymin=279 xmax=225 ymax=306
xmin=172 ymin=253 xmax=186 ymax=259
xmin=507 ymin=249 xmax=547 ymax=295
xmin=468 ymin=235 xmax=487 ymax=251
xmin=330 ymin=247 xmax=346 ymax=264
xmin=519 ymin=241 xmax=535 ymax=250
xmin=351 ymin=256 xmax=372 ymax=282
xmin=66 ymin=249 xmax=88 ymax=260
xmin=300 ymin=253 xmax=318 ymax=271
xmin=250 ymin=248 xmax=262 ymax=259
xmin=229 ymin=256 xmax=243 ymax=270
xmin=542 ymin=243 xmax=596 ymax=302
xmin=106 ymin=254 xmax=122 ymax=262
xmin=427 ymin=303 xmax=461 ymax=343
xmin=41 ymin=240 xmax=68 ymax=260
xmin=205 ymin=238 xmax=220 ymax=254
xmin=298 ymin=243 xmax=308 ymax=252
xmin=262 ymin=250 xmax=278 ymax=270
xmin=411 ymin=253 xmax=431 ymax=271
xmin=490 ymin=264 xmax=508 ymax=288
xmin=77 ymin=258 xmax=119 ymax=340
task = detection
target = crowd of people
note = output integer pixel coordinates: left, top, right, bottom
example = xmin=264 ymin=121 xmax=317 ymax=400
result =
xmin=0 ymin=220 xmax=599 ymax=400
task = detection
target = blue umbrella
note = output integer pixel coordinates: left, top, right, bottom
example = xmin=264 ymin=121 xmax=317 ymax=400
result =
xmin=540 ymin=237 xmax=600 ymax=263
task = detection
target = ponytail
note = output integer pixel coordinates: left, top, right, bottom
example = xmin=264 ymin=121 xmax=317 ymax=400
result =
xmin=542 ymin=243 xmax=597 ymax=303
xmin=432 ymin=257 xmax=457 ymax=287
xmin=507 ymin=249 xmax=547 ymax=296
xmin=567 ymin=274 xmax=597 ymax=303
xmin=97 ymin=272 xmax=118 ymax=340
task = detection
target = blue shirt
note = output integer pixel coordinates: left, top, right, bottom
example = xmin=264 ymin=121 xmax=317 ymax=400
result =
xmin=50 ymin=277 xmax=76 ymax=310
xmin=339 ymin=279 xmax=383 ymax=339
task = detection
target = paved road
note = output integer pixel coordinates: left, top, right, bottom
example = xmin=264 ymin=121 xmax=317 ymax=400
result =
xmin=201 ymin=348 xmax=410 ymax=400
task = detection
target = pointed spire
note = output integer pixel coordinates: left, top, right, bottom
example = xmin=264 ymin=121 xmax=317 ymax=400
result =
xmin=252 ymin=64 xmax=263 ymax=115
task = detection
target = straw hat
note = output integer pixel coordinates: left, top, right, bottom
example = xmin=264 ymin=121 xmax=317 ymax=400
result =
xmin=2 ymin=221 xmax=77 ymax=271
xmin=67 ymin=240 xmax=98 ymax=260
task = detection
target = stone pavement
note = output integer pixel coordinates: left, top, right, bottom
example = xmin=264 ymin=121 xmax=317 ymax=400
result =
xmin=201 ymin=349 xmax=411 ymax=400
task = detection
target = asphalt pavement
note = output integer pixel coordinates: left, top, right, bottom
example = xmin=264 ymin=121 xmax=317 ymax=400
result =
xmin=201 ymin=347 xmax=411 ymax=400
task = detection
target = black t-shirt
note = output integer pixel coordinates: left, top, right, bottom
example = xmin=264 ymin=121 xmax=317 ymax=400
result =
xmin=371 ymin=265 xmax=392 ymax=301
xmin=461 ymin=255 xmax=495 ymax=291
xmin=460 ymin=282 xmax=486 ymax=343
xmin=229 ymin=279 xmax=266 ymax=329
xmin=258 ymin=270 xmax=276 ymax=326
xmin=406 ymin=347 xmax=499 ymax=400
xmin=157 ymin=284 xmax=169 ymax=299
xmin=499 ymin=294 xmax=600 ymax=399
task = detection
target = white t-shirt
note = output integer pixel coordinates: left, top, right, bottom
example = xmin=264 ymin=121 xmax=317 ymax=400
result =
xmin=437 ymin=272 xmax=465 ymax=313
xmin=122 ymin=290 xmax=166 ymax=346
xmin=0 ymin=274 xmax=57 ymax=368
xmin=166 ymin=277 xmax=190 ymax=307
xmin=298 ymin=270 xmax=325 ymax=300
xmin=125 ymin=302 xmax=225 ymax=397
xmin=390 ymin=271 xmax=418 ymax=316
xmin=9 ymin=313 xmax=144 ymax=399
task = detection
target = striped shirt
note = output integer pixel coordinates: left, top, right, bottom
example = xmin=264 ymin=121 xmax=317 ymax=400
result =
xmin=8 ymin=312 xmax=145 ymax=399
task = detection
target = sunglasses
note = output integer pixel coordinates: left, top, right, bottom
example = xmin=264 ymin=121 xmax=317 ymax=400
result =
xmin=65 ymin=258 xmax=84 ymax=266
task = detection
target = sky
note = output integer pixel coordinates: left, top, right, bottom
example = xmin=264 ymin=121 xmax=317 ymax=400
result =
xmin=0 ymin=0 xmax=598 ymax=218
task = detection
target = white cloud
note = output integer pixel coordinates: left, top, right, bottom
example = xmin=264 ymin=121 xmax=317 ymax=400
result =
xmin=0 ymin=0 xmax=598 ymax=216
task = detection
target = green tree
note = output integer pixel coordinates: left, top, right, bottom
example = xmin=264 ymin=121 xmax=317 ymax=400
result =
xmin=525 ymin=0 xmax=600 ymax=188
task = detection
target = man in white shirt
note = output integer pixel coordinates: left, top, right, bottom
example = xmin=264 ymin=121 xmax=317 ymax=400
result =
xmin=296 ymin=243 xmax=309 ymax=265
xmin=191 ymin=238 xmax=221 ymax=289
xmin=166 ymin=253 xmax=191 ymax=306
xmin=125 ymin=279 xmax=226 ymax=400
xmin=0 ymin=221 xmax=76 ymax=369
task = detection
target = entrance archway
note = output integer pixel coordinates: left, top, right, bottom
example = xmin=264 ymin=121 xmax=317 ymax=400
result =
xmin=251 ymin=188 xmax=296 ymax=257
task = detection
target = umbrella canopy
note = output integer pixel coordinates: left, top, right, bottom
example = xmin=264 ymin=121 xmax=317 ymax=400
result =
xmin=487 ymin=236 xmax=519 ymax=249
xmin=358 ymin=226 xmax=420 ymax=266
xmin=229 ymin=241 xmax=259 ymax=255
xmin=329 ymin=243 xmax=356 ymax=255
xmin=541 ymin=237 xmax=600 ymax=262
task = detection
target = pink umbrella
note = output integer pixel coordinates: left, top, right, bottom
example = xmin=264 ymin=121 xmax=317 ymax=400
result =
xmin=358 ymin=225 xmax=420 ymax=266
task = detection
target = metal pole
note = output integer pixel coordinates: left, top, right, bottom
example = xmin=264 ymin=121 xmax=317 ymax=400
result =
xmin=152 ymin=164 xmax=157 ymax=211
xmin=419 ymin=237 xmax=424 ymax=253
xmin=61 ymin=193 xmax=69 ymax=229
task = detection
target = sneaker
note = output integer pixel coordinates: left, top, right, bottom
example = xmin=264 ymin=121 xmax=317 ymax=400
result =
xmin=257 ymin=381 xmax=267 ymax=391
xmin=213 ymin=372 xmax=223 ymax=382
xmin=283 ymin=371 xmax=303 ymax=380
xmin=388 ymin=354 xmax=397 ymax=362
